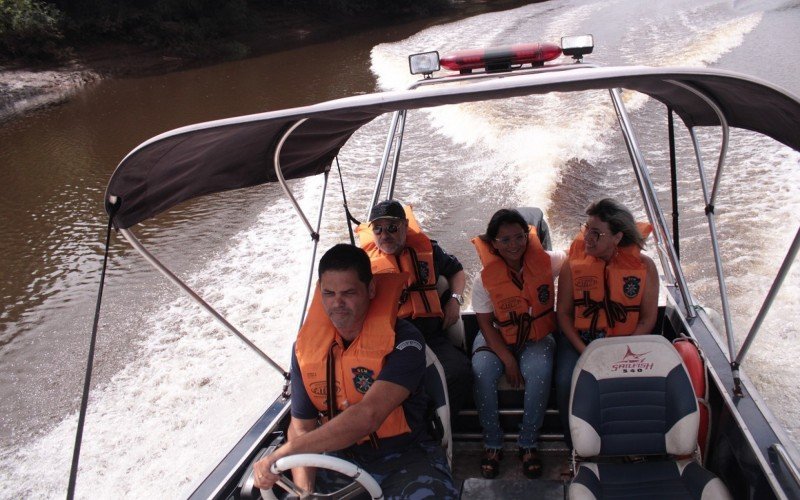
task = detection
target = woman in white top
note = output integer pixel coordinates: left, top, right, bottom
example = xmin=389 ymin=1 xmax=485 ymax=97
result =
xmin=470 ymin=208 xmax=565 ymax=479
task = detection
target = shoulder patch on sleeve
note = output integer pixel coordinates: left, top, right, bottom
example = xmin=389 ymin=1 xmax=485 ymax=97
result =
xmin=396 ymin=339 xmax=423 ymax=351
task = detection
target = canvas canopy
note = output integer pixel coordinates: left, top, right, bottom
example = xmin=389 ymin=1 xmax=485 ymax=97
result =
xmin=105 ymin=66 xmax=800 ymax=229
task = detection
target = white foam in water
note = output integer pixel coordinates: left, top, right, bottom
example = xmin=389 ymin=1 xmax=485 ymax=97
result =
xmin=0 ymin=179 xmax=324 ymax=498
xmin=5 ymin=1 xmax=799 ymax=497
xmin=686 ymin=131 xmax=800 ymax=444
xmin=629 ymin=9 xmax=761 ymax=68
xmin=369 ymin=1 xmax=626 ymax=212
xmin=371 ymin=0 xmax=800 ymax=446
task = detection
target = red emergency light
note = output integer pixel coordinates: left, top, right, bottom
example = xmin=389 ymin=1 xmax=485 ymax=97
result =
xmin=439 ymin=42 xmax=562 ymax=73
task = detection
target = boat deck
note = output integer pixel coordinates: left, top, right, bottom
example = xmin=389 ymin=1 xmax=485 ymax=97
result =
xmin=447 ymin=314 xmax=575 ymax=498
xmin=452 ymin=440 xmax=569 ymax=499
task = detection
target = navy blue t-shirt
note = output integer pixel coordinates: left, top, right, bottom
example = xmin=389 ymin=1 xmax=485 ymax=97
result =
xmin=408 ymin=241 xmax=463 ymax=339
xmin=430 ymin=240 xmax=463 ymax=282
xmin=290 ymin=319 xmax=430 ymax=457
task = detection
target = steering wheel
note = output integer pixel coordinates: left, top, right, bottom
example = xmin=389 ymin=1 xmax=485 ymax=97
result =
xmin=257 ymin=453 xmax=383 ymax=499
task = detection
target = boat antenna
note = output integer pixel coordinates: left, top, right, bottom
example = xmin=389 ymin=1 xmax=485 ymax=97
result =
xmin=335 ymin=156 xmax=361 ymax=245
xmin=66 ymin=197 xmax=120 ymax=500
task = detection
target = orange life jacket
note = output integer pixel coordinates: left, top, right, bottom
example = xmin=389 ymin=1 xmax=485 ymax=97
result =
xmin=568 ymin=223 xmax=652 ymax=336
xmin=295 ymin=273 xmax=412 ymax=446
xmin=356 ymin=205 xmax=442 ymax=320
xmin=472 ymin=228 xmax=556 ymax=349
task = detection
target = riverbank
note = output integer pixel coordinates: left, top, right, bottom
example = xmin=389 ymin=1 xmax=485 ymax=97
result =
xmin=0 ymin=0 xmax=536 ymax=123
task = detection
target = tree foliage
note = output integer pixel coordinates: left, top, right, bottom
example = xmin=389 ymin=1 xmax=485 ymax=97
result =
xmin=1 ymin=0 xmax=452 ymax=62
xmin=0 ymin=0 xmax=64 ymax=60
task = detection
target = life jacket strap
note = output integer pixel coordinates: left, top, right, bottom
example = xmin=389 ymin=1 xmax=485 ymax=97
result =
xmin=493 ymin=306 xmax=553 ymax=350
xmin=575 ymin=291 xmax=604 ymax=332
xmin=395 ymin=246 xmax=436 ymax=313
xmin=368 ymin=432 xmax=380 ymax=449
xmin=324 ymin=340 xmax=381 ymax=449
xmin=510 ymin=272 xmax=523 ymax=290
xmin=575 ymin=291 xmax=641 ymax=332
xmin=514 ymin=312 xmax=532 ymax=352
xmin=472 ymin=345 xmax=495 ymax=357
xmin=324 ymin=341 xmax=338 ymax=422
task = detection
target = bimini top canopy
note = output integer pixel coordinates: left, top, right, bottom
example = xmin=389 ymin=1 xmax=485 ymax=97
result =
xmin=105 ymin=66 xmax=800 ymax=229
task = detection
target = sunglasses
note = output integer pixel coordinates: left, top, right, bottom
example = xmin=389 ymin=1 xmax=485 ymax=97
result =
xmin=371 ymin=223 xmax=401 ymax=235
xmin=582 ymin=223 xmax=607 ymax=242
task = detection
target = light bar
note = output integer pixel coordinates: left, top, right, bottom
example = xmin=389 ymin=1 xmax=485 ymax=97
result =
xmin=408 ymin=51 xmax=440 ymax=76
xmin=440 ymin=43 xmax=562 ymax=74
xmin=561 ymin=34 xmax=594 ymax=60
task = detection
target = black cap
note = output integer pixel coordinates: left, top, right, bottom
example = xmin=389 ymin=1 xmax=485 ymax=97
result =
xmin=369 ymin=200 xmax=405 ymax=222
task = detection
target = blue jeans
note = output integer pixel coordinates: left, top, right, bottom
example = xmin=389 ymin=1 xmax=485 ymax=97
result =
xmin=554 ymin=333 xmax=581 ymax=448
xmin=471 ymin=332 xmax=555 ymax=449
xmin=323 ymin=441 xmax=458 ymax=499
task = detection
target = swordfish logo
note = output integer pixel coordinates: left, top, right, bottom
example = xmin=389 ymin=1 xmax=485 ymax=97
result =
xmin=611 ymin=346 xmax=654 ymax=373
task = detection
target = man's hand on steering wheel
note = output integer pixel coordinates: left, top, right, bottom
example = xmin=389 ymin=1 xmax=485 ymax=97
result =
xmin=249 ymin=452 xmax=383 ymax=500
xmin=253 ymin=452 xmax=283 ymax=490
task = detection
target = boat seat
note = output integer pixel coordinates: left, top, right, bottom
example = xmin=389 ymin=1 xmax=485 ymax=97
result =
xmin=425 ymin=345 xmax=453 ymax=468
xmin=568 ymin=336 xmax=731 ymax=499
xmin=436 ymin=275 xmax=466 ymax=351
xmin=515 ymin=206 xmax=551 ymax=250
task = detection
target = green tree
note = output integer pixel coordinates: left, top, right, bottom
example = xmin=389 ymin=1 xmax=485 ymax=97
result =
xmin=0 ymin=0 xmax=64 ymax=60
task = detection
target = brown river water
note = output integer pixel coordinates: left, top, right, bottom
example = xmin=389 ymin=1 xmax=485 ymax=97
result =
xmin=1 ymin=0 xmax=799 ymax=497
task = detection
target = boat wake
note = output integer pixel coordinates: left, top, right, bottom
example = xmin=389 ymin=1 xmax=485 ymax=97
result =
xmin=1 ymin=0 xmax=798 ymax=498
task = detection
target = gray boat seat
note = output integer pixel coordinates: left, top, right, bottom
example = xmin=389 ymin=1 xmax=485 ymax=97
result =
xmin=515 ymin=206 xmax=551 ymax=251
xmin=425 ymin=345 xmax=452 ymax=468
xmin=436 ymin=275 xmax=466 ymax=351
xmin=568 ymin=336 xmax=731 ymax=499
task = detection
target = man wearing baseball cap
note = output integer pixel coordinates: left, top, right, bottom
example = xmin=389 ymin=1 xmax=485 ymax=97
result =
xmin=357 ymin=200 xmax=472 ymax=423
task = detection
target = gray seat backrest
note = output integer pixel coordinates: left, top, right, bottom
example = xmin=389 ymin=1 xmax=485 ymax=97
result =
xmin=516 ymin=206 xmax=551 ymax=250
xmin=570 ymin=336 xmax=699 ymax=458
xmin=435 ymin=275 xmax=466 ymax=351
xmin=425 ymin=345 xmax=452 ymax=468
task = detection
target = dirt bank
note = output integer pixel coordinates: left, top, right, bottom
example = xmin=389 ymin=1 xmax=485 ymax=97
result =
xmin=0 ymin=65 xmax=100 ymax=122
xmin=0 ymin=1 xmax=536 ymax=123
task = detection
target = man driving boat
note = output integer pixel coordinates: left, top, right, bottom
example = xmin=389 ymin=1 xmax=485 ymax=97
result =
xmin=253 ymin=244 xmax=457 ymax=498
xmin=356 ymin=200 xmax=472 ymax=422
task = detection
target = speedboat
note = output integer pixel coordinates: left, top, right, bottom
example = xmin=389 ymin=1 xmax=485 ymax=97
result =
xmin=80 ymin=35 xmax=800 ymax=498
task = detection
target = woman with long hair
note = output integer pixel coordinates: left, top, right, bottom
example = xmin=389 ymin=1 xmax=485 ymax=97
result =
xmin=554 ymin=198 xmax=659 ymax=447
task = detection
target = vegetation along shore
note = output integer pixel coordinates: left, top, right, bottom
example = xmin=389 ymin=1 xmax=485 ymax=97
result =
xmin=0 ymin=0 xmax=537 ymax=122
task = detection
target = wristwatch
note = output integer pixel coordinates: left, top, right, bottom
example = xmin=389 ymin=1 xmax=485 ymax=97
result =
xmin=451 ymin=293 xmax=465 ymax=306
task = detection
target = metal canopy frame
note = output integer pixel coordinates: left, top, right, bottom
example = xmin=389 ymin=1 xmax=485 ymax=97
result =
xmin=112 ymin=59 xmax=800 ymax=412
xmin=97 ymin=52 xmax=800 ymax=500
xmin=365 ymin=63 xmax=800 ymax=389
xmin=118 ymin=228 xmax=287 ymax=376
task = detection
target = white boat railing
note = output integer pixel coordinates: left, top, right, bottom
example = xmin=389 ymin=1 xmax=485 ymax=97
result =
xmin=771 ymin=443 xmax=800 ymax=490
xmin=736 ymin=227 xmax=800 ymax=366
xmin=272 ymin=117 xmax=331 ymax=327
xmin=374 ymin=61 xmax=800 ymax=396
xmin=608 ymin=86 xmax=695 ymax=313
xmin=118 ymin=227 xmax=288 ymax=377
